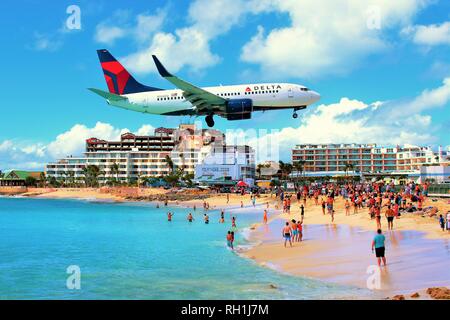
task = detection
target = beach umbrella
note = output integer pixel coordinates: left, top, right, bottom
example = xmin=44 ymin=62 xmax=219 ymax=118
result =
xmin=236 ymin=181 xmax=248 ymax=187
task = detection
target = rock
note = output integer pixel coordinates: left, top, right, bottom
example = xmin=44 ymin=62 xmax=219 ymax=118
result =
xmin=410 ymin=292 xmax=420 ymax=298
xmin=391 ymin=295 xmax=405 ymax=300
xmin=269 ymin=284 xmax=278 ymax=289
xmin=426 ymin=287 xmax=450 ymax=300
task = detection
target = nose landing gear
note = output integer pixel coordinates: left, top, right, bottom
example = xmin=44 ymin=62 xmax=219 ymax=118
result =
xmin=292 ymin=112 xmax=298 ymax=119
xmin=205 ymin=114 xmax=215 ymax=127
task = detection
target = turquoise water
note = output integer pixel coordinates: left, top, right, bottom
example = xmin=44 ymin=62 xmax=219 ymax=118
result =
xmin=0 ymin=197 xmax=368 ymax=299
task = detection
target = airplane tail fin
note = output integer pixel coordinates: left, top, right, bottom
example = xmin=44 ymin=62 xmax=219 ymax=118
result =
xmin=96 ymin=49 xmax=162 ymax=95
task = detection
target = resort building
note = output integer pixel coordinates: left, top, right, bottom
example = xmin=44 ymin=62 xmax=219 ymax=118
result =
xmin=291 ymin=144 xmax=398 ymax=175
xmin=396 ymin=145 xmax=443 ymax=171
xmin=194 ymin=145 xmax=256 ymax=186
xmin=291 ymin=143 xmax=450 ymax=178
xmin=45 ymin=124 xmax=248 ymax=185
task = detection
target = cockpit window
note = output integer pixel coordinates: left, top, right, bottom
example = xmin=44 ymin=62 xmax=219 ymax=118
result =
xmin=300 ymin=87 xmax=309 ymax=91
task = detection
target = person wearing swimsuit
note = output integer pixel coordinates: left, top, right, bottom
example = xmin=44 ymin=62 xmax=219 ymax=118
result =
xmin=167 ymin=212 xmax=173 ymax=222
xmin=187 ymin=213 xmax=194 ymax=222
xmin=282 ymin=222 xmax=292 ymax=248
xmin=204 ymin=213 xmax=209 ymax=224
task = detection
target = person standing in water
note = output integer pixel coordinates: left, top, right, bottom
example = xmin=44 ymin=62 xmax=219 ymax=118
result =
xmin=187 ymin=213 xmax=194 ymax=222
xmin=282 ymin=222 xmax=293 ymax=248
xmin=263 ymin=210 xmax=268 ymax=224
xmin=297 ymin=219 xmax=303 ymax=241
xmin=204 ymin=213 xmax=209 ymax=224
xmin=231 ymin=216 xmax=237 ymax=229
xmin=300 ymin=204 xmax=305 ymax=220
xmin=230 ymin=231 xmax=235 ymax=249
xmin=219 ymin=210 xmax=225 ymax=223
xmin=226 ymin=231 xmax=233 ymax=249
xmin=371 ymin=229 xmax=387 ymax=267
xmin=167 ymin=212 xmax=174 ymax=222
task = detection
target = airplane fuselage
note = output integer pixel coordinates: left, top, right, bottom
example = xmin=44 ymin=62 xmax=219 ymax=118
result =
xmin=109 ymin=83 xmax=320 ymax=117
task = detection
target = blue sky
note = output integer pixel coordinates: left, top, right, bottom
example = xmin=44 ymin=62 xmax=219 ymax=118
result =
xmin=0 ymin=0 xmax=449 ymax=169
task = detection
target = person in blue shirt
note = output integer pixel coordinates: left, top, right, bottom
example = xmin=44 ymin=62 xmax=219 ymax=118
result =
xmin=371 ymin=229 xmax=387 ymax=267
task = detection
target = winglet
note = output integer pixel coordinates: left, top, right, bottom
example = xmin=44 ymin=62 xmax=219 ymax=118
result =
xmin=88 ymin=88 xmax=127 ymax=102
xmin=152 ymin=55 xmax=172 ymax=77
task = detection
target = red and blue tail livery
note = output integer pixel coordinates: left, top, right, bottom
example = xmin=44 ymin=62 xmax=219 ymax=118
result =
xmin=97 ymin=49 xmax=161 ymax=94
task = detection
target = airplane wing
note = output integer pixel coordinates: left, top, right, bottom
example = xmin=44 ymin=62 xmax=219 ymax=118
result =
xmin=152 ymin=55 xmax=227 ymax=114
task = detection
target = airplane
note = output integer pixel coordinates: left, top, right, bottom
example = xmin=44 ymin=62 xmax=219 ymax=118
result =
xmin=89 ymin=49 xmax=320 ymax=127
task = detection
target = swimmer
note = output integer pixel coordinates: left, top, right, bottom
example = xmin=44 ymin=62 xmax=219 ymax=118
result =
xmin=204 ymin=213 xmax=209 ymax=224
xmin=187 ymin=213 xmax=194 ymax=222
xmin=167 ymin=212 xmax=174 ymax=222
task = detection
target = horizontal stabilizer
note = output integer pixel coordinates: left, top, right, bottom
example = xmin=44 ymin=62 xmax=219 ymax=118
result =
xmin=88 ymin=88 xmax=127 ymax=102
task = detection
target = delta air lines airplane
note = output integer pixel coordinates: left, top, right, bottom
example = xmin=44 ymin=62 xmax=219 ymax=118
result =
xmin=89 ymin=49 xmax=320 ymax=127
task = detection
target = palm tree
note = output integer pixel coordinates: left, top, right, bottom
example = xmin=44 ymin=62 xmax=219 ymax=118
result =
xmin=40 ymin=172 xmax=46 ymax=188
xmin=67 ymin=170 xmax=75 ymax=187
xmin=111 ymin=162 xmax=120 ymax=185
xmin=278 ymin=161 xmax=286 ymax=180
xmin=82 ymin=165 xmax=102 ymax=187
xmin=256 ymin=163 xmax=264 ymax=179
xmin=165 ymin=155 xmax=175 ymax=173
xmin=344 ymin=162 xmax=355 ymax=178
xmin=293 ymin=160 xmax=306 ymax=181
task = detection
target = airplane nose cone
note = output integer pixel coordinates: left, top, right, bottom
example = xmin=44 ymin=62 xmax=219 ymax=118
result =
xmin=310 ymin=91 xmax=321 ymax=103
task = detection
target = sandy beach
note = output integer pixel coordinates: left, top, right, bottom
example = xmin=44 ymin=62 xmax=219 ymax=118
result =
xmin=241 ymin=195 xmax=450 ymax=298
xmin=2 ymin=186 xmax=449 ymax=299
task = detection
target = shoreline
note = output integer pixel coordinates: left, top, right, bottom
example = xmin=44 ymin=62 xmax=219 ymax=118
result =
xmin=2 ymin=187 xmax=449 ymax=299
xmin=240 ymin=196 xmax=450 ymax=299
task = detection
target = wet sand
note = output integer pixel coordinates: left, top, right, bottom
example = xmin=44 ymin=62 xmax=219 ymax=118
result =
xmin=244 ymin=219 xmax=450 ymax=296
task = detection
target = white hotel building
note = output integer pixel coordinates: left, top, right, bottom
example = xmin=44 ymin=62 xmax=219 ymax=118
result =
xmin=291 ymin=143 xmax=449 ymax=177
xmin=46 ymin=124 xmax=255 ymax=184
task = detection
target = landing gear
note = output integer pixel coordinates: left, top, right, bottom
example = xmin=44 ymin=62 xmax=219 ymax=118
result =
xmin=205 ymin=114 xmax=215 ymax=127
xmin=292 ymin=112 xmax=298 ymax=119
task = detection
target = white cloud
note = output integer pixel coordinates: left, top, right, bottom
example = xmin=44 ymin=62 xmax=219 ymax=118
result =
xmin=94 ymin=9 xmax=166 ymax=45
xmin=120 ymin=0 xmax=250 ymax=74
xmin=403 ymin=21 xmax=450 ymax=46
xmin=386 ymin=77 xmax=450 ymax=118
xmin=32 ymin=32 xmax=63 ymax=52
xmin=94 ymin=25 xmax=127 ymax=45
xmin=240 ymin=0 xmax=427 ymax=78
xmin=0 ymin=123 xmax=155 ymax=171
xmin=122 ymin=28 xmax=220 ymax=74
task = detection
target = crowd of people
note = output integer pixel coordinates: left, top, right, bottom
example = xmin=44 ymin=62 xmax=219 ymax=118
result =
xmin=273 ymin=180 xmax=450 ymax=265
xmin=162 ymin=179 xmax=449 ymax=266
